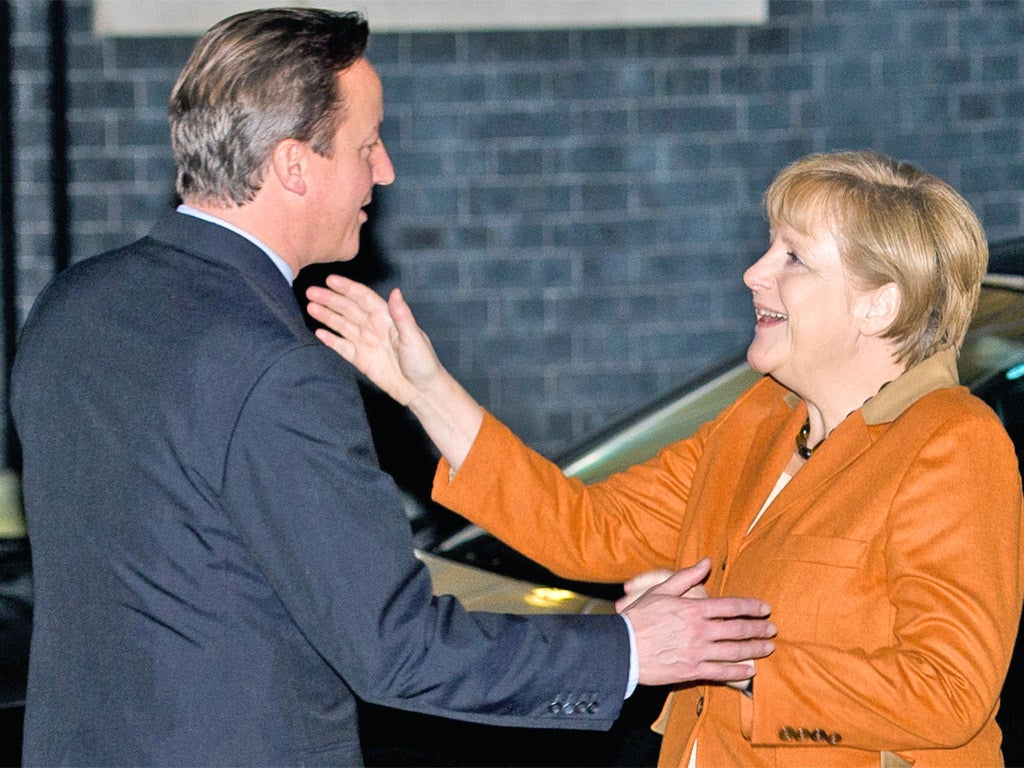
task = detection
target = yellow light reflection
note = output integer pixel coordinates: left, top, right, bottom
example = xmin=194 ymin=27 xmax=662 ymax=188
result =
xmin=524 ymin=587 xmax=578 ymax=608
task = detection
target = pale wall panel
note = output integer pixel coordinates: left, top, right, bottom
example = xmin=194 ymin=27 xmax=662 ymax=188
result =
xmin=94 ymin=0 xmax=767 ymax=35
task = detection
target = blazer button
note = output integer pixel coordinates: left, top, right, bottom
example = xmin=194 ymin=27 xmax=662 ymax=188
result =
xmin=695 ymin=696 xmax=704 ymax=716
xmin=827 ymin=732 xmax=843 ymax=745
xmin=779 ymin=726 xmax=797 ymax=741
xmin=573 ymin=701 xmax=589 ymax=714
xmin=810 ymin=729 xmax=828 ymax=742
xmin=586 ymin=701 xmax=599 ymax=714
xmin=796 ymin=728 xmax=811 ymax=742
xmin=548 ymin=701 xmax=562 ymax=715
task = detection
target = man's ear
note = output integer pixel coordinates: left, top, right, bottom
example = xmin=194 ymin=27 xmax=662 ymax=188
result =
xmin=270 ymin=139 xmax=308 ymax=196
xmin=860 ymin=281 xmax=901 ymax=336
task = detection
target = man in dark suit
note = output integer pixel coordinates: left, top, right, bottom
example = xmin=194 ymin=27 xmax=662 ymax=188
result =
xmin=9 ymin=9 xmax=775 ymax=766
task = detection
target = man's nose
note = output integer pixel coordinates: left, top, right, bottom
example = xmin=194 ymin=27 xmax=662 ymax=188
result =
xmin=374 ymin=143 xmax=396 ymax=186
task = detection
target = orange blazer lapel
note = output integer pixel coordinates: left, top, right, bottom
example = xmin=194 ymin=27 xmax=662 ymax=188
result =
xmin=745 ymin=411 xmax=876 ymax=540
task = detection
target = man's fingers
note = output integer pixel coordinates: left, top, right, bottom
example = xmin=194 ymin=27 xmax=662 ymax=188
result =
xmin=649 ymin=558 xmax=711 ymax=596
xmin=705 ymin=614 xmax=778 ymax=643
xmin=623 ymin=568 xmax=673 ymax=596
xmin=693 ymin=661 xmax=759 ymax=683
xmin=703 ymin=635 xmax=776 ymax=663
xmin=700 ymin=595 xmax=773 ymax=620
xmin=628 ymin=583 xmax=777 ymax=686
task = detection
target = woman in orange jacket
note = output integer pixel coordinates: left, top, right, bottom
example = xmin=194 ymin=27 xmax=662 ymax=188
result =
xmin=308 ymin=150 xmax=1023 ymax=767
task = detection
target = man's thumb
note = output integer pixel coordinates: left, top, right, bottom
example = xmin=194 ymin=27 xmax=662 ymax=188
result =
xmin=651 ymin=557 xmax=712 ymax=596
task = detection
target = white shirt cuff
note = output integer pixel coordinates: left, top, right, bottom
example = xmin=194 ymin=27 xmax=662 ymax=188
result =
xmin=621 ymin=614 xmax=639 ymax=698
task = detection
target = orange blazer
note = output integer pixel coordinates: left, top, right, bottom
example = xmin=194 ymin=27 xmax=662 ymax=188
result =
xmin=433 ymin=350 xmax=1024 ymax=767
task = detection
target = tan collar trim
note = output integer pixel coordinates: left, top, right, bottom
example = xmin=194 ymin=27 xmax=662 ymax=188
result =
xmin=781 ymin=348 xmax=960 ymax=425
xmin=862 ymin=348 xmax=959 ymax=424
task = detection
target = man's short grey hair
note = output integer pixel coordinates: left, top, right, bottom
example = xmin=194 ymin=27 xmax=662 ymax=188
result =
xmin=169 ymin=8 xmax=369 ymax=206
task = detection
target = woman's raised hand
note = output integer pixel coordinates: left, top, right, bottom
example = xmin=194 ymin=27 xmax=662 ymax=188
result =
xmin=307 ymin=276 xmax=485 ymax=471
xmin=306 ymin=275 xmax=438 ymax=406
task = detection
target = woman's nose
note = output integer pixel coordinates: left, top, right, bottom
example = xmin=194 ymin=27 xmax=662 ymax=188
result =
xmin=743 ymin=252 xmax=771 ymax=292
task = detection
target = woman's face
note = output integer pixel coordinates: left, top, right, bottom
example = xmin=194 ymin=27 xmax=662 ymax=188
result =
xmin=743 ymin=221 xmax=872 ymax=397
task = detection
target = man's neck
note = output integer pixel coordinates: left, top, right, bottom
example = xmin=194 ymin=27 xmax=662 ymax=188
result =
xmin=177 ymin=202 xmax=296 ymax=284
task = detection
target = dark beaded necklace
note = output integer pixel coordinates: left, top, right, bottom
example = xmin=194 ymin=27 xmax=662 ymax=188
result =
xmin=795 ymin=420 xmax=819 ymax=460
xmin=795 ymin=380 xmax=893 ymax=461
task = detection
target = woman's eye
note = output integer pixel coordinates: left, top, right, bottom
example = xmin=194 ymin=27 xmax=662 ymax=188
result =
xmin=786 ymin=251 xmax=802 ymax=264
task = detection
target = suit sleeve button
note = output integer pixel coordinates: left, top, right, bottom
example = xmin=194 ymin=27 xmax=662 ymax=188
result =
xmin=779 ymin=726 xmax=796 ymax=741
xmin=548 ymin=701 xmax=562 ymax=714
xmin=587 ymin=701 xmax=599 ymax=714
xmin=827 ymin=732 xmax=842 ymax=745
xmin=810 ymin=729 xmax=828 ymax=742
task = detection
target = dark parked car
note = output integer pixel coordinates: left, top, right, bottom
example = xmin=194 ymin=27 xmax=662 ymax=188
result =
xmin=4 ymin=237 xmax=1024 ymax=766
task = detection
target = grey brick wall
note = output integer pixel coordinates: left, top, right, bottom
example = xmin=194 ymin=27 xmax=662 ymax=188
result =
xmin=9 ymin=0 xmax=1024 ymax=454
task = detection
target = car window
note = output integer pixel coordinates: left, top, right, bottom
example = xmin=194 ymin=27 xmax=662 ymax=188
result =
xmin=961 ymin=281 xmax=1024 ymax=389
xmin=560 ymin=362 xmax=759 ymax=483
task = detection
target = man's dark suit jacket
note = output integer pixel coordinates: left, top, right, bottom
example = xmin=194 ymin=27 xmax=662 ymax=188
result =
xmin=10 ymin=212 xmax=629 ymax=766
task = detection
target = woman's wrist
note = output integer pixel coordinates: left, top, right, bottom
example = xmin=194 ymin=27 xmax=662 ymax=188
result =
xmin=408 ymin=371 xmax=484 ymax=472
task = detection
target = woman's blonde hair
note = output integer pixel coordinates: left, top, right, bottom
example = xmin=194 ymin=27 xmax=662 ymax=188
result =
xmin=764 ymin=150 xmax=988 ymax=366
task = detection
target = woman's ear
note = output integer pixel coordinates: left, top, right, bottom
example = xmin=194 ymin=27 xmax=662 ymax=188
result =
xmin=270 ymin=139 xmax=308 ymax=196
xmin=860 ymin=281 xmax=901 ymax=336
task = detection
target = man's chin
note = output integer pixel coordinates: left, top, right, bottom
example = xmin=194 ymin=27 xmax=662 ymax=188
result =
xmin=323 ymin=244 xmax=360 ymax=265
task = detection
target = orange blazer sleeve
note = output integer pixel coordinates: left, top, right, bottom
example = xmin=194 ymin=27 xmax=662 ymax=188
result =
xmin=432 ymin=407 xmax=713 ymax=581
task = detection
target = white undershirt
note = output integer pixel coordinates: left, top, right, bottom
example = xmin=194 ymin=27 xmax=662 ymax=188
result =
xmin=746 ymin=471 xmax=792 ymax=536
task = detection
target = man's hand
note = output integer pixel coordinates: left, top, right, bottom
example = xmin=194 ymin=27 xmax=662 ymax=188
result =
xmin=621 ymin=559 xmax=775 ymax=686
xmin=616 ymin=568 xmax=685 ymax=612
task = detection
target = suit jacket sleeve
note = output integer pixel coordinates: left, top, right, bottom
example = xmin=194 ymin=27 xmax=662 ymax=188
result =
xmin=221 ymin=344 xmax=629 ymax=729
